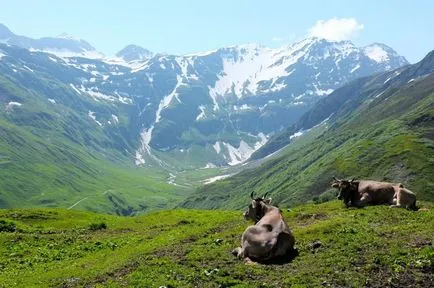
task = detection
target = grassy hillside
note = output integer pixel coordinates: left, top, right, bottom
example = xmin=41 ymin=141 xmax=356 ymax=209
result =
xmin=182 ymin=57 xmax=434 ymax=210
xmin=0 ymin=202 xmax=432 ymax=287
xmin=0 ymin=64 xmax=193 ymax=214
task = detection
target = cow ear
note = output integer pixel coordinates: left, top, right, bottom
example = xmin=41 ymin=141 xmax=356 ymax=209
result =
xmin=332 ymin=176 xmax=338 ymax=181
xmin=264 ymin=198 xmax=272 ymax=204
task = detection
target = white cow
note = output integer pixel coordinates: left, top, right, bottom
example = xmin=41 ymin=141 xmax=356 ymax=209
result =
xmin=232 ymin=192 xmax=296 ymax=264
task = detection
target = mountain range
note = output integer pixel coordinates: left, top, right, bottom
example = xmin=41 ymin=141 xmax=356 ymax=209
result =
xmin=182 ymin=50 xmax=434 ymax=209
xmin=0 ymin=23 xmax=421 ymax=213
xmin=0 ymin=23 xmax=408 ymax=168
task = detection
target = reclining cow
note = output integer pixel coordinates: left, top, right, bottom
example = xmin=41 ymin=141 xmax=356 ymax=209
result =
xmin=232 ymin=192 xmax=296 ymax=264
xmin=331 ymin=177 xmax=417 ymax=210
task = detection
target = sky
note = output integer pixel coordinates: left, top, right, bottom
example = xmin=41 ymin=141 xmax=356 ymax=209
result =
xmin=0 ymin=0 xmax=433 ymax=63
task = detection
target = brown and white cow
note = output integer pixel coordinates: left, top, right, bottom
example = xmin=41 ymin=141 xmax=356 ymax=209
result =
xmin=331 ymin=177 xmax=417 ymax=210
xmin=232 ymin=192 xmax=295 ymax=264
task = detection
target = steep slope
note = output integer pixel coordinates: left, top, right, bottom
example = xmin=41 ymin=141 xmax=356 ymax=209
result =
xmin=182 ymin=51 xmax=434 ymax=209
xmin=0 ymin=203 xmax=432 ymax=287
xmin=0 ymin=45 xmax=186 ymax=214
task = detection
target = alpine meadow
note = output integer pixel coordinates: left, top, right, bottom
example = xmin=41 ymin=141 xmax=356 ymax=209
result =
xmin=0 ymin=2 xmax=433 ymax=287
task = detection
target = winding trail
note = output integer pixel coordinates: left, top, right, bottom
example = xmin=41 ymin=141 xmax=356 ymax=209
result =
xmin=67 ymin=197 xmax=89 ymax=210
xmin=67 ymin=190 xmax=113 ymax=210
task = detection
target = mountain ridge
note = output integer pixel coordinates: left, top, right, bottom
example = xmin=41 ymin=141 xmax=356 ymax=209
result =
xmin=182 ymin=49 xmax=434 ymax=209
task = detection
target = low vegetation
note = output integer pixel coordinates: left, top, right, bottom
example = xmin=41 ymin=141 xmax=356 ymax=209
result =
xmin=0 ymin=201 xmax=432 ymax=287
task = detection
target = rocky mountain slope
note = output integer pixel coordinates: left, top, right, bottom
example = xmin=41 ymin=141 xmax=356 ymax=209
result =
xmin=0 ymin=23 xmax=408 ymax=169
xmin=182 ymin=50 xmax=434 ymax=209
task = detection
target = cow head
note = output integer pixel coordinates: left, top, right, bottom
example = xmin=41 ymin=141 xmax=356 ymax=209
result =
xmin=243 ymin=191 xmax=272 ymax=223
xmin=331 ymin=177 xmax=357 ymax=206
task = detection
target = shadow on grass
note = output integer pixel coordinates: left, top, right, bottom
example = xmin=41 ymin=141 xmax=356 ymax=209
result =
xmin=256 ymin=247 xmax=299 ymax=265
xmin=232 ymin=247 xmax=299 ymax=265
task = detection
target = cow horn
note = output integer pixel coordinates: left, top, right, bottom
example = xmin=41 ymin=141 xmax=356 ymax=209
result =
xmin=332 ymin=176 xmax=338 ymax=181
xmin=250 ymin=191 xmax=255 ymax=199
xmin=350 ymin=178 xmax=356 ymax=182
xmin=263 ymin=192 xmax=269 ymax=199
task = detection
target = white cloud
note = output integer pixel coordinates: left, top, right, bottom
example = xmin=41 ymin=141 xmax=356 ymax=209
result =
xmin=308 ymin=18 xmax=364 ymax=41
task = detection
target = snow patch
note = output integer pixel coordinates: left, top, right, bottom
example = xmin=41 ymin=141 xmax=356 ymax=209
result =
xmin=6 ymin=102 xmax=22 ymax=110
xmin=290 ymin=131 xmax=303 ymax=140
xmin=222 ymin=133 xmax=268 ymax=166
xmin=364 ymin=45 xmax=389 ymax=63
xmin=374 ymin=90 xmax=386 ymax=98
xmin=213 ymin=142 xmax=221 ymax=154
xmin=155 ymin=75 xmax=185 ymax=123
xmin=350 ymin=64 xmax=360 ymax=73
xmin=79 ymin=86 xmax=132 ymax=104
xmin=196 ymin=105 xmax=206 ymax=121
xmin=88 ymin=111 xmax=102 ymax=126
xmin=111 ymin=114 xmax=119 ymax=124
xmin=202 ymin=163 xmax=217 ymax=169
xmin=135 ymin=151 xmax=145 ymax=165
xmin=48 ymin=98 xmax=56 ymax=104
xmin=69 ymin=84 xmax=82 ymax=94
xmin=203 ymin=174 xmax=232 ymax=184
xmin=23 ymin=65 xmax=34 ymax=73
xmin=209 ymin=39 xmax=315 ymax=99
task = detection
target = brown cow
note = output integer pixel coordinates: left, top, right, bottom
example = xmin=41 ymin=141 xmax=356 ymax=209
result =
xmin=232 ymin=192 xmax=295 ymax=264
xmin=331 ymin=177 xmax=417 ymax=210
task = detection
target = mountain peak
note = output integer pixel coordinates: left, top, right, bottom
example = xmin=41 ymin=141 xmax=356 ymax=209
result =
xmin=116 ymin=44 xmax=153 ymax=62
xmin=363 ymin=43 xmax=407 ymax=64
xmin=0 ymin=23 xmax=13 ymax=38
xmin=56 ymin=33 xmax=83 ymax=42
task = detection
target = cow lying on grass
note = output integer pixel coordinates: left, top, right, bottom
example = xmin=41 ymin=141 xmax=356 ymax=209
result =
xmin=232 ymin=192 xmax=296 ymax=264
xmin=331 ymin=177 xmax=417 ymax=210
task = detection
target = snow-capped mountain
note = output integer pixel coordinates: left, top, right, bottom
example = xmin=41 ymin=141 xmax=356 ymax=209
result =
xmin=0 ymin=24 xmax=409 ymax=168
xmin=116 ymin=44 xmax=153 ymax=62
xmin=0 ymin=23 xmax=103 ymax=58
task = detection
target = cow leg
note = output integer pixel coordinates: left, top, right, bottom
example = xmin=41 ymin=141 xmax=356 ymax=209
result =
xmin=244 ymin=257 xmax=257 ymax=265
xmin=231 ymin=247 xmax=244 ymax=258
xmin=355 ymin=194 xmax=371 ymax=207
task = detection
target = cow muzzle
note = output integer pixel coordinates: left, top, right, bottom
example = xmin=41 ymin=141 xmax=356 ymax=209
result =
xmin=243 ymin=211 xmax=249 ymax=220
xmin=337 ymin=195 xmax=343 ymax=200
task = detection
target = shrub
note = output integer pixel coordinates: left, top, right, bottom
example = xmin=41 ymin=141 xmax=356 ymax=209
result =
xmin=88 ymin=222 xmax=107 ymax=231
xmin=0 ymin=219 xmax=16 ymax=232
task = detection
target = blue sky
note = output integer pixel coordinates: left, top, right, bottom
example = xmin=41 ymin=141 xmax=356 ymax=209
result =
xmin=0 ymin=0 xmax=433 ymax=63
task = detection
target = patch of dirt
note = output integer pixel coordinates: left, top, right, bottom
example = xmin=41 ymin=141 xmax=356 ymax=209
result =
xmin=296 ymin=212 xmax=328 ymax=221
xmin=361 ymin=265 xmax=433 ymax=288
xmin=409 ymin=237 xmax=432 ymax=248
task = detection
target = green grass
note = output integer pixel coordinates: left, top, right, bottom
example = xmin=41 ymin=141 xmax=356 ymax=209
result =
xmin=0 ymin=201 xmax=432 ymax=287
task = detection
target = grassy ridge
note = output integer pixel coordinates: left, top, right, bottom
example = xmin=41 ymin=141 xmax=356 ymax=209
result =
xmin=0 ymin=202 xmax=432 ymax=287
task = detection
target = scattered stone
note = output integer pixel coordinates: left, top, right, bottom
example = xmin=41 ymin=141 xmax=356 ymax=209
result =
xmin=311 ymin=240 xmax=322 ymax=253
xmin=204 ymin=268 xmax=219 ymax=276
xmin=214 ymin=238 xmax=223 ymax=245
